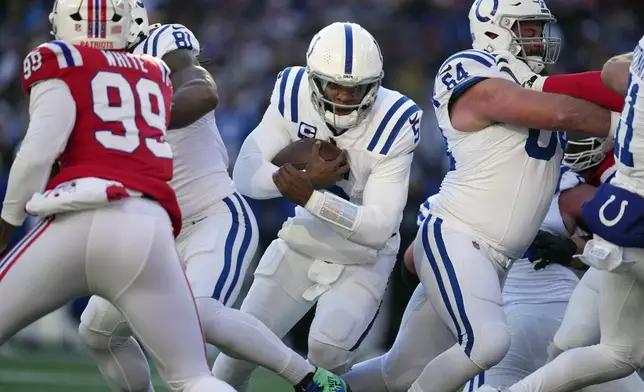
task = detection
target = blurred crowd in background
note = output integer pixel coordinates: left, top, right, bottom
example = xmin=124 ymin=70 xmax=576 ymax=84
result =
xmin=0 ymin=0 xmax=642 ymax=354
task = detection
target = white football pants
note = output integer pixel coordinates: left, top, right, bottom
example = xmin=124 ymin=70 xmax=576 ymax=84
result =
xmin=462 ymin=302 xmax=568 ymax=391
xmin=550 ymin=267 xmax=644 ymax=391
xmin=508 ymin=244 xmax=644 ymax=392
xmin=410 ymin=215 xmax=510 ymax=392
xmin=342 ymin=284 xmax=454 ymax=392
xmin=552 ymin=267 xmax=602 ymax=354
xmin=0 ymin=198 xmax=228 ymax=392
xmin=213 ymin=237 xmax=395 ymax=391
xmin=79 ymin=193 xmax=278 ymax=392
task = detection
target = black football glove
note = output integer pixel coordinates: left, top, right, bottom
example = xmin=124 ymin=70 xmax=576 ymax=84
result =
xmin=528 ymin=230 xmax=577 ymax=270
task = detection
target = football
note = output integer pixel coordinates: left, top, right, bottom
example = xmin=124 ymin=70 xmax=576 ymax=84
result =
xmin=272 ymin=138 xmax=343 ymax=170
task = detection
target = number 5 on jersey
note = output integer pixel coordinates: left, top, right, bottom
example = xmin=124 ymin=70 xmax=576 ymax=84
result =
xmin=92 ymin=71 xmax=172 ymax=159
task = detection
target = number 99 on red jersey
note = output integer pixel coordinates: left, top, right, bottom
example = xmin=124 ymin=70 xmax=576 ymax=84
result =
xmin=21 ymin=41 xmax=182 ymax=236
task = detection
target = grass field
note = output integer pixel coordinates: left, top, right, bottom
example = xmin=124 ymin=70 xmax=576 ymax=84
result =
xmin=0 ymin=345 xmax=472 ymax=392
xmin=0 ymin=345 xmax=290 ymax=392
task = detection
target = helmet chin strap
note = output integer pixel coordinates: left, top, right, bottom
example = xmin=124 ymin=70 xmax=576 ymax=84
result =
xmin=323 ymin=109 xmax=359 ymax=131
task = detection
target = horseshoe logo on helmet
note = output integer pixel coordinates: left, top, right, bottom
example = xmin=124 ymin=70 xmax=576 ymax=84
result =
xmin=475 ymin=0 xmax=499 ymax=23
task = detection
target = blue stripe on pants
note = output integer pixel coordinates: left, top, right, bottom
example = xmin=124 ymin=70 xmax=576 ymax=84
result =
xmin=212 ymin=196 xmax=239 ymax=303
xmin=222 ymin=193 xmax=254 ymax=305
xmin=422 ymin=215 xmax=476 ymax=356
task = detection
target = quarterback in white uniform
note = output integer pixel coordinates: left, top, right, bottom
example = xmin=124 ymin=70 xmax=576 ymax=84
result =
xmin=410 ymin=1 xmax=620 ymax=391
xmin=487 ymin=39 xmax=644 ymax=391
xmin=213 ymin=22 xmax=421 ymax=390
xmin=77 ymin=4 xmax=352 ymax=392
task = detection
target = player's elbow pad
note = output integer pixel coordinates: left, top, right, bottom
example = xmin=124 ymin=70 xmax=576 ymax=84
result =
xmin=232 ymin=157 xmax=272 ymax=200
xmin=368 ymin=231 xmax=395 ymax=250
xmin=355 ymin=216 xmax=398 ymax=250
xmin=231 ymin=160 xmax=255 ymax=197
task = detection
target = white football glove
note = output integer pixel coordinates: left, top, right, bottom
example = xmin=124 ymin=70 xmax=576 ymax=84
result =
xmin=494 ymin=51 xmax=547 ymax=91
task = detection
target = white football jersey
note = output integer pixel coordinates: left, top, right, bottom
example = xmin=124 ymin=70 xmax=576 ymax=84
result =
xmin=418 ymin=168 xmax=582 ymax=306
xmin=133 ymin=24 xmax=235 ymax=222
xmin=430 ymin=49 xmax=565 ymax=259
xmin=255 ymin=66 xmax=421 ymax=264
xmin=613 ymin=35 xmax=644 ymax=194
xmin=502 ymin=169 xmax=582 ymax=306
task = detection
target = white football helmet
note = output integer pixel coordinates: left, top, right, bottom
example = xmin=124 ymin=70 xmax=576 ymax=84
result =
xmin=49 ymin=0 xmax=139 ymax=50
xmin=563 ymin=136 xmax=608 ymax=172
xmin=469 ymin=0 xmax=561 ymax=73
xmin=128 ymin=0 xmax=150 ymax=49
xmin=306 ymin=22 xmax=384 ymax=131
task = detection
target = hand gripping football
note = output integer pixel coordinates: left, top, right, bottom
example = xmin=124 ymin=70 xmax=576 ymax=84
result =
xmin=271 ymin=138 xmax=343 ymax=170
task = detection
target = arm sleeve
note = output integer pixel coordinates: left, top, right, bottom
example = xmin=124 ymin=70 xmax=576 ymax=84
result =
xmin=305 ymin=152 xmax=413 ymax=249
xmin=141 ymin=24 xmax=201 ymax=58
xmin=542 ymin=72 xmax=625 ymax=112
xmin=232 ymin=104 xmax=292 ymax=199
xmin=232 ymin=68 xmax=301 ymax=199
xmin=1 ymin=79 xmax=75 ymax=226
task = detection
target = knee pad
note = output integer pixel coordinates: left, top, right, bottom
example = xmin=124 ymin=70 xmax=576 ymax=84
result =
xmin=546 ymin=341 xmax=565 ymax=362
xmin=212 ymin=355 xmax=253 ymax=391
xmin=553 ymin=323 xmax=599 ymax=351
xmin=194 ymin=296 xmax=224 ymax=326
xmin=468 ymin=323 xmax=511 ymax=370
xmin=78 ymin=322 xmax=130 ymax=351
xmin=601 ymin=342 xmax=644 ymax=370
xmin=79 ymin=296 xmax=131 ymax=349
xmin=307 ymin=337 xmax=355 ymax=374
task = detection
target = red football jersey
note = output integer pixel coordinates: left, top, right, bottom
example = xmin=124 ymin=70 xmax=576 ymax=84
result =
xmin=21 ymin=40 xmax=182 ymax=236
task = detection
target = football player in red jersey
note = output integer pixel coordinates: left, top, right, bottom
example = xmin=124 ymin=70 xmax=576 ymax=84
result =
xmin=0 ymin=0 xmax=233 ymax=391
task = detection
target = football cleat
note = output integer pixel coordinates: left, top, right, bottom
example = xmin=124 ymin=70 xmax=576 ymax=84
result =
xmin=295 ymin=367 xmax=352 ymax=392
